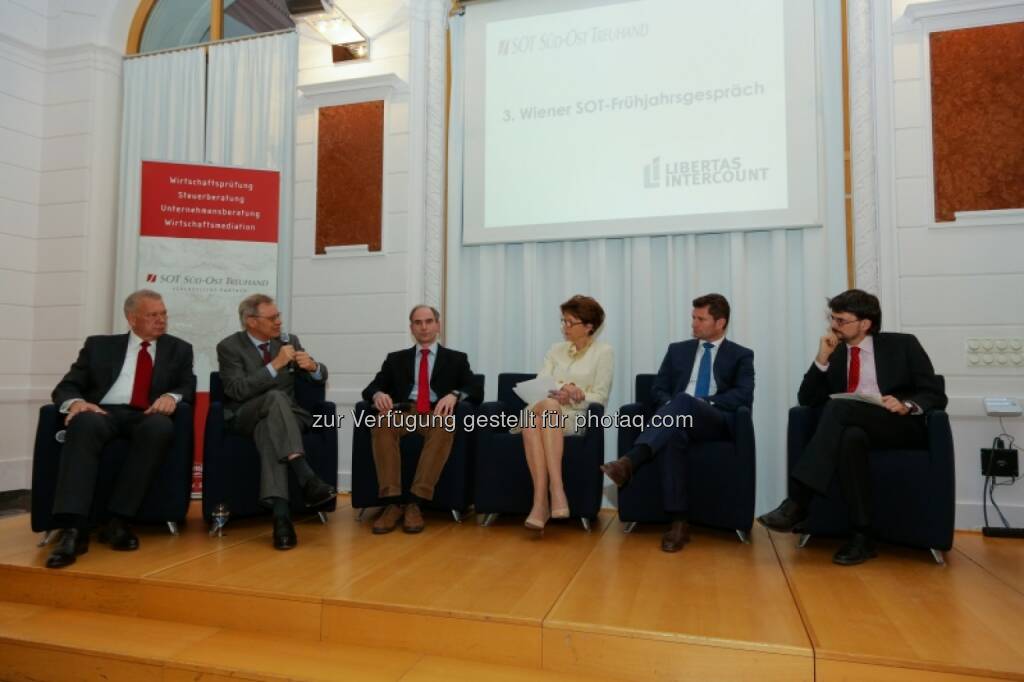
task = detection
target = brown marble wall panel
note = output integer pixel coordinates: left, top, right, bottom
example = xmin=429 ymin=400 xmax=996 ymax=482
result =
xmin=930 ymin=22 xmax=1024 ymax=222
xmin=315 ymin=101 xmax=384 ymax=253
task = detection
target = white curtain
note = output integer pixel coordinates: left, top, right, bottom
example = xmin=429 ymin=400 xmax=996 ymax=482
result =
xmin=446 ymin=13 xmax=844 ymax=514
xmin=206 ymin=32 xmax=298 ymax=323
xmin=115 ymin=48 xmax=206 ymax=323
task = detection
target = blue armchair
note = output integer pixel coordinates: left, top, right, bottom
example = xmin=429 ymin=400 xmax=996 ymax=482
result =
xmin=474 ymin=373 xmax=605 ymax=531
xmin=787 ymin=398 xmax=955 ymax=562
xmin=350 ymin=374 xmax=484 ymax=521
xmin=31 ymin=402 xmax=194 ymax=536
xmin=202 ymin=372 xmax=338 ymax=524
xmin=616 ymin=374 xmax=756 ymax=540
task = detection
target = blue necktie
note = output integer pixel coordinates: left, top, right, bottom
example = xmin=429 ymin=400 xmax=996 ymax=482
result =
xmin=694 ymin=342 xmax=714 ymax=398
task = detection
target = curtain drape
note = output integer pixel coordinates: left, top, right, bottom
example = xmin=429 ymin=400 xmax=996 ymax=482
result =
xmin=115 ymin=48 xmax=206 ymax=320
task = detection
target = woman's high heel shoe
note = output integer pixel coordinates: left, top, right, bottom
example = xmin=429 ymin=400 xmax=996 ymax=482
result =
xmin=525 ymin=506 xmax=550 ymax=531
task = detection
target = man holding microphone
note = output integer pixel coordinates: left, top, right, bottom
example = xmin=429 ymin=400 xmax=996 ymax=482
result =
xmin=216 ymin=293 xmax=336 ymax=550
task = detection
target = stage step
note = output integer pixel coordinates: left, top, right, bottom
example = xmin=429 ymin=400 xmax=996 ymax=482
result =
xmin=0 ymin=599 xmax=617 ymax=682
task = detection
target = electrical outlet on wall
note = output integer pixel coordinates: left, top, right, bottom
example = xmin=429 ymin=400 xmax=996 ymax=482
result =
xmin=966 ymin=338 xmax=1024 ymax=367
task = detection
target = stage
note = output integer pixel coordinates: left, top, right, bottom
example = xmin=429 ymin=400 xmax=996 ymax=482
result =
xmin=0 ymin=497 xmax=1022 ymax=681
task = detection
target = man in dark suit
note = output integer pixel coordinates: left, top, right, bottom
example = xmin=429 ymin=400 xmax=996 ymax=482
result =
xmin=46 ymin=289 xmax=195 ymax=568
xmin=362 ymin=305 xmax=482 ymax=534
xmin=602 ymin=293 xmax=755 ymax=552
xmin=216 ymin=293 xmax=336 ymax=550
xmin=758 ymin=289 xmax=947 ymax=565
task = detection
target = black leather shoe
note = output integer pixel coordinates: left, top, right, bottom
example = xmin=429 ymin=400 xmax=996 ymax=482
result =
xmin=98 ymin=517 xmax=139 ymax=551
xmin=46 ymin=528 xmax=89 ymax=569
xmin=302 ymin=477 xmax=336 ymax=507
xmin=757 ymin=498 xmax=808 ymax=533
xmin=832 ymin=532 xmax=877 ymax=566
xmin=660 ymin=520 xmax=691 ymax=553
xmin=273 ymin=516 xmax=297 ymax=550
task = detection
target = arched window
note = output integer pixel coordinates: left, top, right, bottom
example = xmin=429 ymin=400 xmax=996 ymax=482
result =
xmin=128 ymin=0 xmax=294 ymax=55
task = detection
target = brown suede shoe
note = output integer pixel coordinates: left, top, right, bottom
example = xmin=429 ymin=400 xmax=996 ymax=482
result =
xmin=661 ymin=520 xmax=691 ymax=553
xmin=372 ymin=504 xmax=404 ymax=534
xmin=600 ymin=456 xmax=633 ymax=487
xmin=403 ymin=503 xmax=425 ymax=534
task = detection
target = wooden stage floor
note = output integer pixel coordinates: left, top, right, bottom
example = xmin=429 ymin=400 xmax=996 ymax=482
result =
xmin=0 ymin=497 xmax=1022 ymax=681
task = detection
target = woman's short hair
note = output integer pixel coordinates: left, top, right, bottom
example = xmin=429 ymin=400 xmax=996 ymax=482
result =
xmin=560 ymin=295 xmax=605 ymax=336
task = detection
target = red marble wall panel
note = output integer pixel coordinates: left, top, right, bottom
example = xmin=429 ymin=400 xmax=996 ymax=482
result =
xmin=930 ymin=22 xmax=1024 ymax=222
xmin=315 ymin=101 xmax=384 ymax=253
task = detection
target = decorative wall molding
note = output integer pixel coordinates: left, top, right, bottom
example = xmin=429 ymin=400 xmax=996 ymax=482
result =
xmin=896 ymin=0 xmax=1024 ymax=33
xmin=947 ymin=208 xmax=1024 ymax=228
xmin=423 ymin=0 xmax=448 ymax=310
xmin=297 ymin=73 xmax=407 ymax=107
xmin=847 ymin=0 xmax=881 ymax=294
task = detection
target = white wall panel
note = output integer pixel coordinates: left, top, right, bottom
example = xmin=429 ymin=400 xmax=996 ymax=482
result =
xmin=894 ymin=176 xmax=930 ymax=228
xmin=901 ymin=275 xmax=1024 ymax=327
xmin=41 ymin=133 xmax=89 ymax=171
xmin=33 ymin=304 xmax=81 ymax=340
xmin=39 ymin=168 xmax=89 ymax=205
xmin=892 ymin=79 xmax=924 ymax=128
xmin=899 ymin=226 xmax=1024 ymax=276
xmin=893 ymin=127 xmax=927 ymax=179
xmin=37 ymin=201 xmax=86 ymax=238
xmin=294 ymin=253 xmax=408 ymax=296
xmin=36 ymin=236 xmax=83 ymax=272
xmin=33 ymin=271 xmax=83 ymax=307
xmin=0 ymin=234 xmax=35 ymax=272
xmin=0 ymin=270 xmax=33 ymax=306
xmin=292 ymin=293 xmax=407 ymax=335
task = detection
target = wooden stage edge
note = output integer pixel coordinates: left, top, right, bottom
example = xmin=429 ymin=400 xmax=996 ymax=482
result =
xmin=0 ymin=502 xmax=1022 ymax=681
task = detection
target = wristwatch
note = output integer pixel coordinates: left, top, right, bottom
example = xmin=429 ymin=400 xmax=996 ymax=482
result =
xmin=902 ymin=400 xmax=916 ymax=414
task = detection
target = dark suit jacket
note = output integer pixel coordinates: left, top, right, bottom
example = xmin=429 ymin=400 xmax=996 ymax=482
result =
xmin=797 ymin=331 xmax=947 ymax=413
xmin=216 ymin=331 xmax=328 ymax=420
xmin=650 ymin=338 xmax=755 ymax=412
xmin=362 ymin=345 xmax=482 ymax=406
xmin=52 ymin=333 xmax=196 ymax=407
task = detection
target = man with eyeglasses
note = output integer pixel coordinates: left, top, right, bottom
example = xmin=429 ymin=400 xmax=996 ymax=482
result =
xmin=758 ymin=289 xmax=947 ymax=565
xmin=602 ymin=293 xmax=755 ymax=553
xmin=45 ymin=289 xmax=196 ymax=568
xmin=216 ymin=293 xmax=336 ymax=550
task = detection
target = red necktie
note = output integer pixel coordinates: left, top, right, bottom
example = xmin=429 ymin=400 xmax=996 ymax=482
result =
xmin=847 ymin=346 xmax=861 ymax=393
xmin=259 ymin=342 xmax=271 ymax=364
xmin=416 ymin=348 xmax=431 ymax=414
xmin=129 ymin=341 xmax=153 ymax=409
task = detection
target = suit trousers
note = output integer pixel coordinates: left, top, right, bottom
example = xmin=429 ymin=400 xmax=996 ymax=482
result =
xmin=230 ymin=389 xmax=311 ymax=503
xmin=371 ymin=406 xmax=455 ymax=500
xmin=53 ymin=405 xmax=175 ymax=519
xmin=633 ymin=393 xmax=730 ymax=514
xmin=792 ymin=399 xmax=927 ymax=527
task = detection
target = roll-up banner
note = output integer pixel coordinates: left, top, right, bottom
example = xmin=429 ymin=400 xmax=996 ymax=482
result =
xmin=138 ymin=160 xmax=280 ymax=495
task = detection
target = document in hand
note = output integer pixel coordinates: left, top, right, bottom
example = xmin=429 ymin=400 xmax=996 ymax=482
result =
xmin=829 ymin=392 xmax=884 ymax=407
xmin=514 ymin=375 xmax=559 ymax=407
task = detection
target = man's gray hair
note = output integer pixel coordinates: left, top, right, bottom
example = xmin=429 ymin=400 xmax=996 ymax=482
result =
xmin=239 ymin=293 xmax=274 ymax=328
xmin=123 ymin=289 xmax=163 ymax=315
xmin=408 ymin=304 xmax=441 ymax=322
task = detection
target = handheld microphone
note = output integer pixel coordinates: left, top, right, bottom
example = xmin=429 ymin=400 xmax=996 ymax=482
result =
xmin=279 ymin=332 xmax=295 ymax=373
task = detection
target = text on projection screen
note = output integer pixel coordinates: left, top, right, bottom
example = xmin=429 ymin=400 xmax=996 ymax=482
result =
xmin=461 ymin=0 xmax=820 ymax=245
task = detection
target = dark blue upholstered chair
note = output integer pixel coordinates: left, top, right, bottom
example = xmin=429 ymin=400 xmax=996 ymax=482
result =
xmin=350 ymin=374 xmax=484 ymax=522
xmin=787 ymin=391 xmax=955 ymax=563
xmin=616 ymin=374 xmax=756 ymax=541
xmin=202 ymin=372 xmax=338 ymax=524
xmin=474 ymin=373 xmax=605 ymax=531
xmin=31 ymin=401 xmax=194 ymax=536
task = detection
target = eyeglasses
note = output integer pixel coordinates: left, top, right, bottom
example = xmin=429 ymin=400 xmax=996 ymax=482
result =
xmin=560 ymin=318 xmax=583 ymax=328
xmin=828 ymin=314 xmax=860 ymax=327
xmin=254 ymin=314 xmax=282 ymax=322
